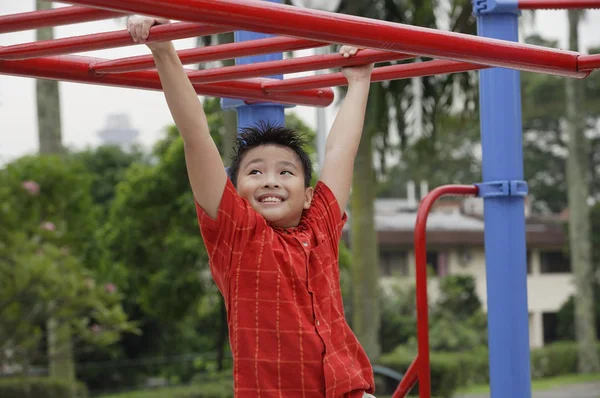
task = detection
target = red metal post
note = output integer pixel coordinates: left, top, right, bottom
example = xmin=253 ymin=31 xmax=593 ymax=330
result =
xmin=0 ymin=6 xmax=125 ymax=34
xmin=0 ymin=22 xmax=231 ymax=60
xmin=93 ymin=36 xmax=325 ymax=74
xmin=518 ymin=0 xmax=600 ymax=9
xmin=188 ymin=49 xmax=414 ymax=84
xmin=414 ymin=185 xmax=479 ymax=398
xmin=0 ymin=55 xmax=334 ymax=107
xmin=62 ymin=0 xmax=589 ymax=78
xmin=578 ymin=54 xmax=600 ymax=71
xmin=262 ymin=59 xmax=488 ymax=92
xmin=392 ymin=356 xmax=419 ymax=398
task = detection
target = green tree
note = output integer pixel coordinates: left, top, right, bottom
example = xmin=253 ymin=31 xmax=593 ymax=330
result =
xmin=0 ymin=155 xmax=135 ymax=378
xmin=564 ymin=10 xmax=600 ymax=373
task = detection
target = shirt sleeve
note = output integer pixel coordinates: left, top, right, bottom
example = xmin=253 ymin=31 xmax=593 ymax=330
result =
xmin=305 ymin=181 xmax=348 ymax=251
xmin=195 ymin=178 xmax=258 ymax=292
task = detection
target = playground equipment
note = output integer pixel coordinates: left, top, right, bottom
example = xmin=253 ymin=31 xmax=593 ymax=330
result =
xmin=1 ymin=1 xmax=599 ymax=397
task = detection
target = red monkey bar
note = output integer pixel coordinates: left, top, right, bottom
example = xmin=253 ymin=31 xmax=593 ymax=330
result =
xmin=61 ymin=0 xmax=589 ymax=78
xmin=518 ymin=0 xmax=600 ymax=9
xmin=393 ymin=185 xmax=479 ymax=398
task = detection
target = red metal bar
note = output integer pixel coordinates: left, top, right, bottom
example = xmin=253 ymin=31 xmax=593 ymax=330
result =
xmin=188 ymin=49 xmax=415 ymax=84
xmin=0 ymin=6 xmax=125 ymax=34
xmin=0 ymin=22 xmax=231 ymax=61
xmin=392 ymin=356 xmax=419 ymax=398
xmin=519 ymin=0 xmax=600 ymax=9
xmin=262 ymin=59 xmax=488 ymax=92
xmin=578 ymin=54 xmax=600 ymax=71
xmin=0 ymin=55 xmax=334 ymax=107
xmin=93 ymin=36 xmax=325 ymax=74
xmin=61 ymin=0 xmax=589 ymax=78
xmin=414 ymin=185 xmax=479 ymax=398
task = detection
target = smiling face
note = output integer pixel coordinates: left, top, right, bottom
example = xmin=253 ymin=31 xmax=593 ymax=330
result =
xmin=236 ymin=144 xmax=314 ymax=228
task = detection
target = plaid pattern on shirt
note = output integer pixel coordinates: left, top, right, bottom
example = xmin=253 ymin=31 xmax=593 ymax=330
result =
xmin=195 ymin=179 xmax=375 ymax=398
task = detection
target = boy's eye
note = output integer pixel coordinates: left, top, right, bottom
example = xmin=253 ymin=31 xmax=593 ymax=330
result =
xmin=249 ymin=170 xmax=261 ymax=175
xmin=281 ymin=170 xmax=293 ymax=175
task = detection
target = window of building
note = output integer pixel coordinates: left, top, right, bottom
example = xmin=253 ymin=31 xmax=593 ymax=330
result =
xmin=542 ymin=312 xmax=559 ymax=344
xmin=379 ymin=251 xmax=409 ymax=277
xmin=540 ymin=251 xmax=571 ymax=274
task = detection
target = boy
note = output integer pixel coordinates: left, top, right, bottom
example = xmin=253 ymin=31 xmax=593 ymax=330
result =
xmin=128 ymin=15 xmax=375 ymax=398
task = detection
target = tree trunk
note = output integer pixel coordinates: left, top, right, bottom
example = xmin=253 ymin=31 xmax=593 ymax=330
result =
xmin=565 ymin=9 xmax=600 ymax=373
xmin=36 ymin=0 xmax=63 ymax=155
xmin=350 ymin=128 xmax=381 ymax=360
xmin=217 ymin=32 xmax=236 ymax=371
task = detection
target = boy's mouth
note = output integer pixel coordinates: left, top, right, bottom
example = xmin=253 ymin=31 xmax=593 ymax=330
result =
xmin=256 ymin=194 xmax=285 ymax=205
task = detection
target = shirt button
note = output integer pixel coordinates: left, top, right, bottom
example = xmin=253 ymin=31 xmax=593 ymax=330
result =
xmin=316 ymin=320 xmax=320 ymax=326
xmin=303 ymin=242 xmax=309 ymax=247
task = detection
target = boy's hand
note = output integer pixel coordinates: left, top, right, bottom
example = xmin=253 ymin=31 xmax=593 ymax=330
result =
xmin=126 ymin=15 xmax=172 ymax=52
xmin=339 ymin=45 xmax=374 ymax=83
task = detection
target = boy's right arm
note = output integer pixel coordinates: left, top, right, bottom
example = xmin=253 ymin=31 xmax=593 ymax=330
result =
xmin=128 ymin=16 xmax=227 ymax=219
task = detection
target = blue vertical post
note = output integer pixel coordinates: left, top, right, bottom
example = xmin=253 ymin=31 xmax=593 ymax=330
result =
xmin=472 ymin=1 xmax=532 ymax=398
xmin=221 ymin=0 xmax=286 ymax=131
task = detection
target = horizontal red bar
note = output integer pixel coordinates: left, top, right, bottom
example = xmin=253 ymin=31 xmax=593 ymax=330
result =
xmin=262 ymin=59 xmax=488 ymax=92
xmin=188 ymin=49 xmax=414 ymax=84
xmin=93 ymin=36 xmax=324 ymax=74
xmin=0 ymin=6 xmax=125 ymax=34
xmin=578 ymin=54 xmax=600 ymax=71
xmin=61 ymin=0 xmax=589 ymax=79
xmin=519 ymin=0 xmax=600 ymax=9
xmin=0 ymin=22 xmax=231 ymax=61
xmin=0 ymin=55 xmax=334 ymax=108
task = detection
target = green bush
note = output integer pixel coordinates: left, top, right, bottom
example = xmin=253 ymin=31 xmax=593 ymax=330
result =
xmin=378 ymin=347 xmax=462 ymax=398
xmin=99 ymin=380 xmax=233 ymax=398
xmin=0 ymin=377 xmax=88 ymax=398
xmin=531 ymin=341 xmax=600 ymax=379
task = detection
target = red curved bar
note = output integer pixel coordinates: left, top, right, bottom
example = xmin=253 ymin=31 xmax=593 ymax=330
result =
xmin=0 ymin=23 xmax=231 ymax=61
xmin=62 ymin=0 xmax=589 ymax=78
xmin=519 ymin=0 xmax=600 ymax=9
xmin=392 ymin=357 xmax=419 ymax=398
xmin=262 ymin=59 xmax=488 ymax=92
xmin=93 ymin=37 xmax=325 ymax=74
xmin=0 ymin=55 xmax=334 ymax=108
xmin=412 ymin=185 xmax=479 ymax=398
xmin=0 ymin=6 xmax=125 ymax=34
xmin=578 ymin=54 xmax=600 ymax=71
xmin=188 ymin=49 xmax=415 ymax=84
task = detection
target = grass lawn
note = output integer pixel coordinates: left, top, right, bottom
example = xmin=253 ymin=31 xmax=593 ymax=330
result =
xmin=457 ymin=373 xmax=600 ymax=394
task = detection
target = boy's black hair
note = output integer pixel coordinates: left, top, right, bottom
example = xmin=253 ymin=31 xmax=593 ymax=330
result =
xmin=228 ymin=121 xmax=313 ymax=188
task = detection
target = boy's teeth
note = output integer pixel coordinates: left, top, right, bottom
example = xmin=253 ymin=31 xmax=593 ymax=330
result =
xmin=261 ymin=197 xmax=281 ymax=203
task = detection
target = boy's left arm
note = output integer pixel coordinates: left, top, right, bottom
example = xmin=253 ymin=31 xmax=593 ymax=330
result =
xmin=319 ymin=46 xmax=374 ymax=215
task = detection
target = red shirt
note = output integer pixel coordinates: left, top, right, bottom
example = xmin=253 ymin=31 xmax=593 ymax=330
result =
xmin=196 ymin=179 xmax=375 ymax=398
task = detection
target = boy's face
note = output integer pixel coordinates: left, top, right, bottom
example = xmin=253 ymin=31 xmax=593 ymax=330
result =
xmin=236 ymin=144 xmax=314 ymax=228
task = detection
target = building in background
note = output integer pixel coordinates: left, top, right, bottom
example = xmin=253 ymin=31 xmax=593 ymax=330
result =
xmin=97 ymin=113 xmax=139 ymax=151
xmin=343 ymin=181 xmax=572 ymax=348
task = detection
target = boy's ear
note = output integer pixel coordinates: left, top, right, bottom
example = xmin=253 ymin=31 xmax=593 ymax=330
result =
xmin=303 ymin=186 xmax=315 ymax=210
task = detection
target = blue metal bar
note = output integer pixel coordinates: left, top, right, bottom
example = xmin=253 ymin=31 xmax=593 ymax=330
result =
xmin=472 ymin=1 xmax=532 ymax=398
xmin=221 ymin=0 xmax=286 ymax=130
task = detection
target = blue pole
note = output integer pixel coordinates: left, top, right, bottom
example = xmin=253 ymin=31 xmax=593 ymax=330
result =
xmin=472 ymin=1 xmax=532 ymax=398
xmin=221 ymin=0 xmax=286 ymax=130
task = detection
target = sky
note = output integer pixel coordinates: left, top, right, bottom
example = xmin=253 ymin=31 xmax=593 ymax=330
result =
xmin=1 ymin=2 xmax=599 ymax=165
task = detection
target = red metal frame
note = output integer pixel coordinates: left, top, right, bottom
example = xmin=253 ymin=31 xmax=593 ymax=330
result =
xmin=0 ymin=22 xmax=232 ymax=60
xmin=187 ymin=49 xmax=415 ymax=84
xmin=92 ymin=37 xmax=325 ymax=74
xmin=392 ymin=185 xmax=479 ymax=398
xmin=578 ymin=54 xmax=600 ymax=71
xmin=0 ymin=6 xmax=124 ymax=34
xmin=0 ymin=54 xmax=334 ymax=108
xmin=61 ymin=0 xmax=590 ymax=78
xmin=518 ymin=0 xmax=600 ymax=9
xmin=262 ymin=59 xmax=488 ymax=92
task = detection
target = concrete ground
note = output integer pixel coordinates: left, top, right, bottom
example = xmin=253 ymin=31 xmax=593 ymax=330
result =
xmin=455 ymin=381 xmax=600 ymax=398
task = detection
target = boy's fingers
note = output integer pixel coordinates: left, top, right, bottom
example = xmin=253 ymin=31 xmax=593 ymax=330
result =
xmin=142 ymin=19 xmax=153 ymax=41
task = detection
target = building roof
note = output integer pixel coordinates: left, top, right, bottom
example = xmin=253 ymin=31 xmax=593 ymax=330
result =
xmin=342 ymin=197 xmax=566 ymax=248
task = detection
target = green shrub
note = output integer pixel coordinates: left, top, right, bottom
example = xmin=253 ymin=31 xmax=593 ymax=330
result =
xmin=378 ymin=347 xmax=461 ymax=398
xmin=99 ymin=380 xmax=233 ymax=398
xmin=0 ymin=377 xmax=88 ymax=398
xmin=531 ymin=341 xmax=600 ymax=379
